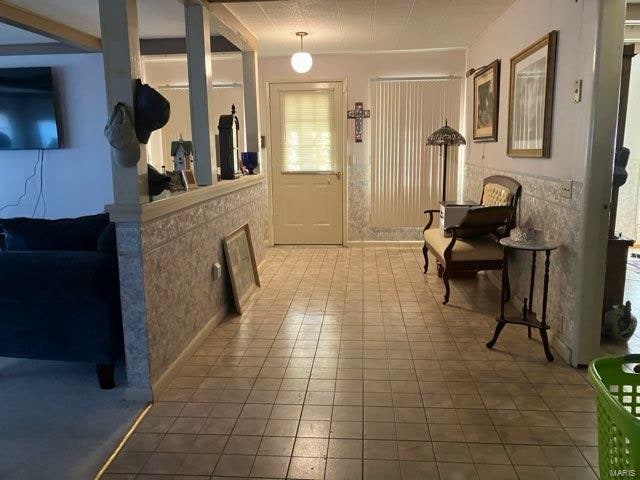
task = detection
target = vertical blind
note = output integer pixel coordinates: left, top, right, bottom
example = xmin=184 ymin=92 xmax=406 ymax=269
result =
xmin=370 ymin=78 xmax=462 ymax=227
xmin=281 ymin=89 xmax=335 ymax=172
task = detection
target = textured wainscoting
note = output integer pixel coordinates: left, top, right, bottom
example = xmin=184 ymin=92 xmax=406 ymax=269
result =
xmin=465 ymin=164 xmax=584 ymax=354
xmin=140 ymin=179 xmax=268 ymax=384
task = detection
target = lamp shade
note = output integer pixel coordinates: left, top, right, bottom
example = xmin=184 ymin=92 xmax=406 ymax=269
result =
xmin=291 ymin=51 xmax=313 ymax=73
xmin=426 ymin=120 xmax=466 ymax=146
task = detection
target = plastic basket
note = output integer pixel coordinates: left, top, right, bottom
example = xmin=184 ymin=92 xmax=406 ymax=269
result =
xmin=588 ymin=355 xmax=640 ymax=479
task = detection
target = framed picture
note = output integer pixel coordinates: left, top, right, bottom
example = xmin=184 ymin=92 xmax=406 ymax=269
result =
xmin=223 ymin=224 xmax=261 ymax=314
xmin=507 ymin=30 xmax=558 ymax=158
xmin=473 ymin=59 xmax=500 ymax=142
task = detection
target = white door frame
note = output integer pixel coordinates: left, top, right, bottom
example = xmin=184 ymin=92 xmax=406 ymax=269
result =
xmin=265 ymin=78 xmax=348 ymax=246
xmin=574 ymin=0 xmax=626 ymax=366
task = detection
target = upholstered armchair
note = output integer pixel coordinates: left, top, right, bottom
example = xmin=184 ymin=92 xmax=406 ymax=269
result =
xmin=422 ymin=175 xmax=522 ymax=304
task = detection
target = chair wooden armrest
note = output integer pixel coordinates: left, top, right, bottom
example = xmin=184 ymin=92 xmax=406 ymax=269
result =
xmin=423 ymin=206 xmax=515 ymax=304
xmin=423 ymin=209 xmax=440 ymax=232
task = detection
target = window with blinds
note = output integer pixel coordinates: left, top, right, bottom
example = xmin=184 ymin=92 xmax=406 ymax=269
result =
xmin=281 ymin=89 xmax=335 ymax=172
xmin=370 ymin=78 xmax=462 ymax=227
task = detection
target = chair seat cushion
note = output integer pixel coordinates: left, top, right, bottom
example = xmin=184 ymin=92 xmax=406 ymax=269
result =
xmin=423 ymin=229 xmax=503 ymax=262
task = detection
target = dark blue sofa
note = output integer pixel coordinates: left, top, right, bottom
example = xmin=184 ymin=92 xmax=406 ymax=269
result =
xmin=0 ymin=213 xmax=124 ymax=389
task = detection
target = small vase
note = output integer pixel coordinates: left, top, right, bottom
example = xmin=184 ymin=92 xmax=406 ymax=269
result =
xmin=602 ymin=301 xmax=637 ymax=341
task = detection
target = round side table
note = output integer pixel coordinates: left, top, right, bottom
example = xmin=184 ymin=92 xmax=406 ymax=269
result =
xmin=486 ymin=237 xmax=561 ymax=361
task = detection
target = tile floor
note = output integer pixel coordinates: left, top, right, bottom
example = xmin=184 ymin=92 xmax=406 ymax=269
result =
xmin=103 ymin=247 xmax=599 ymax=480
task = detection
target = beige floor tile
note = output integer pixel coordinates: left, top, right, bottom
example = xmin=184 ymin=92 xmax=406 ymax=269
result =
xmin=215 ymin=453 xmax=254 ymax=476
xmin=432 ymin=442 xmax=472 ymax=463
xmin=288 ymin=456 xmax=326 ymax=480
xmin=437 ymin=462 xmax=479 ymax=480
xmin=251 ymin=455 xmax=290 ymax=478
xmin=363 ymin=459 xmax=401 ymax=480
xmin=328 ymin=438 xmax=363 ymax=459
xmin=325 ymin=458 xmax=362 ymax=480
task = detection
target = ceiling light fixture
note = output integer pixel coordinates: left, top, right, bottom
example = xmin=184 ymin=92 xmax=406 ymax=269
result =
xmin=291 ymin=32 xmax=312 ymax=74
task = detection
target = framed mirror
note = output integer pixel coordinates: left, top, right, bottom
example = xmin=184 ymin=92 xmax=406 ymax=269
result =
xmin=507 ymin=31 xmax=558 ymax=158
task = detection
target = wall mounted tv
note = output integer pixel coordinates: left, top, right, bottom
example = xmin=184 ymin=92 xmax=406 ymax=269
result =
xmin=0 ymin=67 xmax=60 ymax=150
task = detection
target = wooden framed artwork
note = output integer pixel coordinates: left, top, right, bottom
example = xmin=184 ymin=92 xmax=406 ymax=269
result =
xmin=507 ymin=30 xmax=558 ymax=158
xmin=223 ymin=223 xmax=261 ymax=314
xmin=473 ymin=59 xmax=500 ymax=142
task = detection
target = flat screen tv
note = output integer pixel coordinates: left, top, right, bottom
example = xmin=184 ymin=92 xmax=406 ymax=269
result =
xmin=0 ymin=67 xmax=60 ymax=150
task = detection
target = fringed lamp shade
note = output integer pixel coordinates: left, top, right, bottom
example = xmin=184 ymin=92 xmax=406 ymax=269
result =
xmin=426 ymin=120 xmax=466 ymax=202
xmin=426 ymin=120 xmax=466 ymax=146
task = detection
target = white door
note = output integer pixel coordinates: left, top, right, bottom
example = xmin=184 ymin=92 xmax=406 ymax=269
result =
xmin=269 ymin=82 xmax=344 ymax=245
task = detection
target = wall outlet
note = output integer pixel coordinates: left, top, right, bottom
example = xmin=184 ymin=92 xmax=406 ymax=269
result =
xmin=560 ymin=180 xmax=573 ymax=199
xmin=212 ymin=262 xmax=222 ymax=280
xmin=573 ymin=80 xmax=582 ymax=103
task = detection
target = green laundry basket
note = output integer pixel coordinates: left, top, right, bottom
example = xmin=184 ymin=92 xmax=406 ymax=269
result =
xmin=588 ymin=355 xmax=640 ymax=479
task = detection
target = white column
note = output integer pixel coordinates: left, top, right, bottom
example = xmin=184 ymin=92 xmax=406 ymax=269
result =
xmin=98 ymin=0 xmax=152 ymax=395
xmin=98 ymin=0 xmax=148 ymax=204
xmin=185 ymin=3 xmax=216 ymax=186
xmin=242 ymin=50 xmax=261 ymax=155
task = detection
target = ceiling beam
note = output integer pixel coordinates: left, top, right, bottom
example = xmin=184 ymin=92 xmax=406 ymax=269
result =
xmin=0 ymin=42 xmax=83 ymax=56
xmin=140 ymin=35 xmax=239 ymax=55
xmin=206 ymin=3 xmax=258 ymax=52
xmin=0 ymin=1 xmax=101 ymax=52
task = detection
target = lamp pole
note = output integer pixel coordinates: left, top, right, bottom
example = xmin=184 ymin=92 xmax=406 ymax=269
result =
xmin=442 ymin=145 xmax=448 ymax=202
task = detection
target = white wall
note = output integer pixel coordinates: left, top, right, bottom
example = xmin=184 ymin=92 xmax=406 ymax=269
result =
xmin=259 ymin=50 xmax=467 ymax=172
xmin=465 ymin=0 xmax=598 ymax=183
xmin=0 ymin=53 xmax=112 ymax=219
xmin=259 ymin=50 xmax=467 ymax=242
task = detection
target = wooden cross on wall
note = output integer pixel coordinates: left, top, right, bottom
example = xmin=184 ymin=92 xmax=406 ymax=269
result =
xmin=347 ymin=102 xmax=370 ymax=143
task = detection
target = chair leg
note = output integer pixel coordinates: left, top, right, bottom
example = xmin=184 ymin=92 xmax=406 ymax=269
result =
xmin=442 ymin=269 xmax=451 ymax=305
xmin=97 ymin=363 xmax=115 ymax=390
xmin=437 ymin=263 xmax=444 ymax=278
xmin=422 ymin=244 xmax=429 ymax=274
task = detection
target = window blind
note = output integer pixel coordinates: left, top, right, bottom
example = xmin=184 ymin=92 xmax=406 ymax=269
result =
xmin=281 ymin=89 xmax=335 ymax=172
xmin=370 ymin=78 xmax=462 ymax=227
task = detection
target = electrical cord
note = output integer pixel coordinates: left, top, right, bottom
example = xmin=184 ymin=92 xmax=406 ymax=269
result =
xmin=32 ymin=150 xmax=46 ymax=218
xmin=0 ymin=150 xmax=42 ymax=215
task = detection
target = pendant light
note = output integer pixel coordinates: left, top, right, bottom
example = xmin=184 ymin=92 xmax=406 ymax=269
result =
xmin=291 ymin=32 xmax=313 ymax=74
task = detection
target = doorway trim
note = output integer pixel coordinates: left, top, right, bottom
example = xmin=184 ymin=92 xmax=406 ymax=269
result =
xmin=265 ymin=78 xmax=348 ymax=246
xmin=574 ymin=0 xmax=626 ymax=366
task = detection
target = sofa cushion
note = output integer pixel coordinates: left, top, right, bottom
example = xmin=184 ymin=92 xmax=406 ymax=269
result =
xmin=97 ymin=222 xmax=117 ymax=256
xmin=424 ymin=228 xmax=503 ymax=262
xmin=0 ymin=213 xmax=110 ymax=251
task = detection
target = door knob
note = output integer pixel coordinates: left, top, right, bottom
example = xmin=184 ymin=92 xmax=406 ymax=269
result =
xmin=335 ymin=171 xmax=342 ymax=180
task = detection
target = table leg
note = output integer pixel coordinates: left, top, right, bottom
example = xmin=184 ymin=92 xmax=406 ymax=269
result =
xmin=540 ymin=250 xmax=554 ymax=362
xmin=528 ymin=251 xmax=536 ymax=339
xmin=500 ymin=248 xmax=509 ymax=321
xmin=487 ymin=321 xmax=506 ymax=349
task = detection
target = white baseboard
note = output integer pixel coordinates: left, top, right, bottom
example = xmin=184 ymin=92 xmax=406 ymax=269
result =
xmin=347 ymin=240 xmax=423 ymax=248
xmin=151 ymin=306 xmax=230 ymax=400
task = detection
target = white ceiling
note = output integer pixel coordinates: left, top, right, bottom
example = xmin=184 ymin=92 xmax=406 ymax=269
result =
xmin=226 ymin=0 xmax=517 ymax=55
xmin=0 ymin=0 xmax=517 ymax=54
